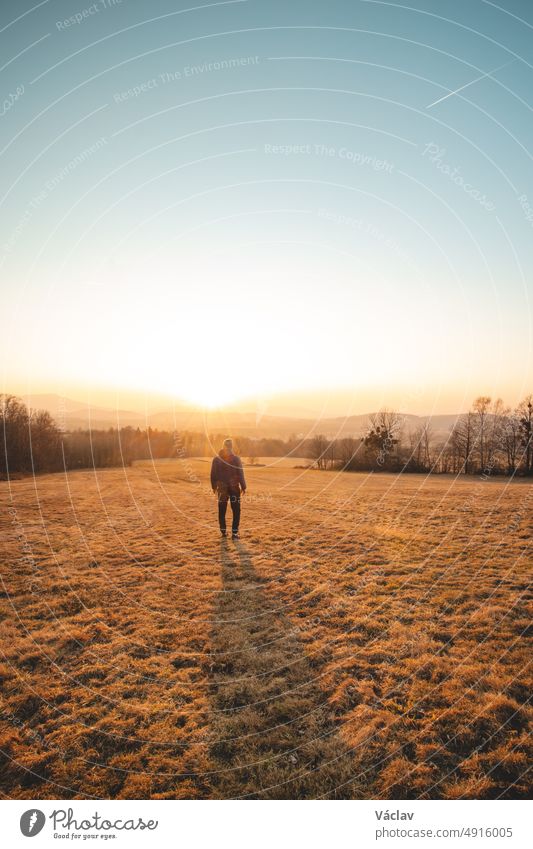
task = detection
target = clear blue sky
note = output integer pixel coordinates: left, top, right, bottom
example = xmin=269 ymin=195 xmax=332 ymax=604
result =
xmin=1 ymin=0 xmax=532 ymax=414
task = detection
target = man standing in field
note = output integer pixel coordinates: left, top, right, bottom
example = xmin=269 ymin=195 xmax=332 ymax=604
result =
xmin=211 ymin=438 xmax=246 ymax=539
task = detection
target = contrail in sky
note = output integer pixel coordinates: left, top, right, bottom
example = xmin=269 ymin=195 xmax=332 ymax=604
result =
xmin=426 ymin=59 xmax=516 ymax=108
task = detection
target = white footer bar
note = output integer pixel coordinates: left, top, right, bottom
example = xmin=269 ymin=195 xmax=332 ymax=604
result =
xmin=3 ymin=799 xmax=531 ymax=849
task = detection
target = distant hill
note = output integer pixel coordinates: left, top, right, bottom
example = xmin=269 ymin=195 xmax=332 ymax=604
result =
xmin=20 ymin=394 xmax=461 ymax=441
xmin=22 ymin=394 xmax=142 ymax=429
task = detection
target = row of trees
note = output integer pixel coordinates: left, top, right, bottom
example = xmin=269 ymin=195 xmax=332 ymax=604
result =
xmin=307 ymin=397 xmax=533 ymax=476
xmin=63 ymin=426 xmax=176 ymax=470
xmin=0 ymin=395 xmax=62 ymax=475
xmin=0 ymin=395 xmax=179 ymax=476
xmin=448 ymin=396 xmax=533 ymax=476
xmin=1 ymin=394 xmax=532 ymax=478
xmin=0 ymin=396 xmax=307 ymax=476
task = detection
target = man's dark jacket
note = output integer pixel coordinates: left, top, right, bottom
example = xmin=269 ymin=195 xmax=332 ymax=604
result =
xmin=210 ymin=451 xmax=246 ymax=491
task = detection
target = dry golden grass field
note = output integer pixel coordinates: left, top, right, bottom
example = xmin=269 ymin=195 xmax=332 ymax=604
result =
xmin=0 ymin=459 xmax=531 ymax=799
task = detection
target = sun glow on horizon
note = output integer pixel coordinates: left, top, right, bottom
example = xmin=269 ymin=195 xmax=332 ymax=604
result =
xmin=5 ymin=237 xmax=532 ymax=416
xmin=174 ymin=384 xmax=239 ymax=411
xmin=0 ymin=0 xmax=531 ymax=438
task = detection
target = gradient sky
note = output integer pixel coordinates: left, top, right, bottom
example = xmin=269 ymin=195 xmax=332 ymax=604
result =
xmin=1 ymin=0 xmax=532 ymax=415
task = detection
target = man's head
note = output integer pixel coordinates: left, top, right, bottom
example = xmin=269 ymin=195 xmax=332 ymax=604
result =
xmin=222 ymin=438 xmax=233 ymax=454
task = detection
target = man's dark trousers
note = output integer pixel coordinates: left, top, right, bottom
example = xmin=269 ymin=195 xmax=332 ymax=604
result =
xmin=217 ymin=485 xmax=241 ymax=533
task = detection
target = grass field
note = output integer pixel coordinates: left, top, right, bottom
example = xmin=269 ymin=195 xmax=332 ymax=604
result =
xmin=0 ymin=459 xmax=531 ymax=799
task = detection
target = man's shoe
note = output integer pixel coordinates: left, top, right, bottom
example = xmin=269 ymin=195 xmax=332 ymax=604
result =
xmin=231 ymin=531 xmax=240 ymax=540
xmin=220 ymin=529 xmax=227 ymax=537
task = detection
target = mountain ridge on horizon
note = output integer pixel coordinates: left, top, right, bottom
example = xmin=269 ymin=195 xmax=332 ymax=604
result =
xmin=16 ymin=392 xmax=463 ymax=440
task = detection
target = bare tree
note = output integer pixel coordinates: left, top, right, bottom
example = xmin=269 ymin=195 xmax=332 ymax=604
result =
xmin=502 ymin=410 xmax=522 ymax=475
xmin=472 ymin=396 xmax=492 ymax=472
xmin=325 ymin=439 xmax=337 ymax=470
xmin=308 ymin=434 xmax=329 ymax=470
xmin=369 ymin=408 xmax=403 ymax=437
xmin=421 ymin=421 xmax=434 ymax=469
xmin=364 ymin=408 xmax=402 ymax=469
xmin=484 ymin=398 xmax=507 ymax=474
xmin=435 ymin=438 xmax=455 ymax=473
xmin=451 ymin=412 xmax=475 ymax=474
xmin=408 ymin=421 xmax=433 ymax=471
xmin=517 ymin=395 xmax=533 ymax=475
xmin=337 ymin=436 xmax=359 ymax=470
xmin=1 ymin=395 xmax=30 ymax=475
xmin=29 ymin=408 xmax=62 ymax=472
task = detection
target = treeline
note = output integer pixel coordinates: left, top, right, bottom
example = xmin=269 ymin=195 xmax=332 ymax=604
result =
xmin=65 ymin=427 xmax=175 ymax=469
xmin=0 ymin=395 xmax=177 ymax=476
xmin=1 ymin=394 xmax=532 ymax=478
xmin=0 ymin=396 xmax=62 ymax=475
xmin=0 ymin=395 xmax=304 ymax=476
xmin=307 ymin=397 xmax=533 ymax=476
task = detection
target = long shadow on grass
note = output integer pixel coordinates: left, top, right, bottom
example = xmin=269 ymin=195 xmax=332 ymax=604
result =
xmin=206 ymin=540 xmax=355 ymax=799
